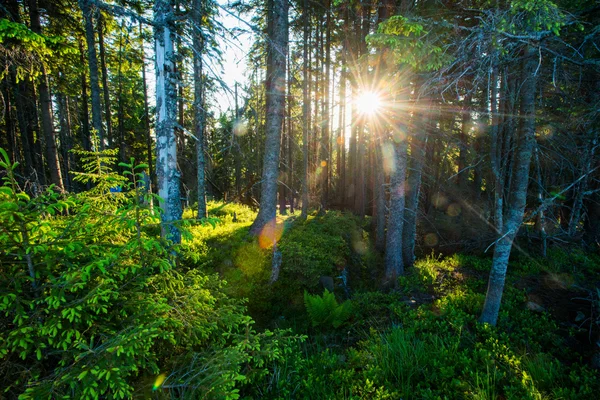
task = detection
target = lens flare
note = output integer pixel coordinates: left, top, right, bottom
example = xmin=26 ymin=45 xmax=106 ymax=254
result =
xmin=153 ymin=373 xmax=167 ymax=391
xmin=355 ymin=91 xmax=382 ymax=116
xmin=258 ymin=219 xmax=284 ymax=249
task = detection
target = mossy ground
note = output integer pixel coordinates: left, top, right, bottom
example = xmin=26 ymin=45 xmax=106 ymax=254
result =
xmin=180 ymin=202 xmax=600 ymax=399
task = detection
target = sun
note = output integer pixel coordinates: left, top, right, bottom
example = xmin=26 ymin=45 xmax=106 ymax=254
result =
xmin=355 ymin=91 xmax=382 ymax=116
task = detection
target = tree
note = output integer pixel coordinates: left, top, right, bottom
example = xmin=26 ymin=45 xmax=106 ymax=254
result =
xmin=249 ymin=0 xmax=289 ymax=236
xmin=193 ymin=0 xmax=207 ymax=219
xmin=29 ymin=0 xmax=63 ymax=190
xmin=154 ymin=0 xmax=182 ymax=243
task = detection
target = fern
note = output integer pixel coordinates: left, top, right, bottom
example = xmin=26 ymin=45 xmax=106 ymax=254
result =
xmin=304 ymin=290 xmax=352 ymax=329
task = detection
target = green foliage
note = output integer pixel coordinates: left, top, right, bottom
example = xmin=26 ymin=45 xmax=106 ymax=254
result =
xmin=368 ymin=15 xmax=450 ymax=71
xmin=0 ymin=18 xmax=74 ymax=81
xmin=0 ymin=149 xmax=301 ymax=399
xmin=69 ymin=138 xmax=128 ymax=209
xmin=304 ymin=290 xmax=353 ymax=329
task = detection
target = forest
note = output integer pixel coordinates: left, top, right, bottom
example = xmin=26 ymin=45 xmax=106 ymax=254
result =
xmin=1 ymin=0 xmax=600 ymax=398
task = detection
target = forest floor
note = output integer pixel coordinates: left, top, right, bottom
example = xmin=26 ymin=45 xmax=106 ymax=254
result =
xmin=182 ymin=201 xmax=600 ymax=399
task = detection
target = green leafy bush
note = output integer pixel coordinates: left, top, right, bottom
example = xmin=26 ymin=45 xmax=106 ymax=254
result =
xmin=0 ymin=150 xmax=300 ymax=399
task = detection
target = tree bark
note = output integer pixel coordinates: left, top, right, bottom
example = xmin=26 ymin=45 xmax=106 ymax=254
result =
xmin=193 ymin=0 xmax=207 ymax=219
xmin=385 ymin=135 xmax=408 ymax=284
xmin=403 ymin=104 xmax=429 ymax=268
xmin=78 ymin=40 xmax=92 ymax=152
xmin=79 ymin=0 xmax=104 ymax=148
xmin=140 ymin=22 xmax=153 ymax=187
xmin=97 ymin=13 xmax=112 ymax=147
xmin=300 ymin=0 xmax=309 ymax=219
xmin=155 ymin=0 xmax=182 ymax=242
xmin=249 ymin=0 xmax=288 ymax=235
xmin=480 ymin=45 xmax=538 ymax=325
xmin=29 ymin=0 xmax=63 ymax=190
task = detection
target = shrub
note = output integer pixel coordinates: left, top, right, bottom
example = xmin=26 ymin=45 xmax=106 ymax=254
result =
xmin=0 ymin=150 xmax=301 ymax=399
xmin=304 ymin=290 xmax=353 ymax=329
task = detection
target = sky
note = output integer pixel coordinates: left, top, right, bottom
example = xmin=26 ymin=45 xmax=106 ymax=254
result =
xmin=211 ymin=1 xmax=254 ymax=114
xmin=141 ymin=1 xmax=253 ymax=115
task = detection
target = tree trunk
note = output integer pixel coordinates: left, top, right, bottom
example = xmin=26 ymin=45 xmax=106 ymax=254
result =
xmin=97 ymin=13 xmax=112 ymax=147
xmin=78 ymin=40 xmax=92 ymax=152
xmin=249 ymin=0 xmax=288 ymax=235
xmin=457 ymin=92 xmax=471 ymax=190
xmin=374 ymin=141 xmax=386 ymax=251
xmin=403 ymin=105 xmax=429 ymax=268
xmin=320 ymin=4 xmax=331 ymax=210
xmin=287 ymin=53 xmax=294 ymax=213
xmin=300 ymin=0 xmax=309 ymax=219
xmin=79 ymin=0 xmax=104 ymax=148
xmin=117 ymin=24 xmax=126 ymax=163
xmin=193 ymin=0 xmax=207 ymax=219
xmin=155 ymin=0 xmax=182 ymax=242
xmin=57 ymin=91 xmax=72 ymax=191
xmin=140 ymin=22 xmax=153 ymax=187
xmin=385 ymin=136 xmax=408 ymax=284
xmin=29 ymin=0 xmax=63 ymax=190
xmin=480 ymin=45 xmax=538 ymax=325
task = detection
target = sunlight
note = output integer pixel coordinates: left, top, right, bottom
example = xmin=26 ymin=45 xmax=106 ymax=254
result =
xmin=355 ymin=91 xmax=382 ymax=116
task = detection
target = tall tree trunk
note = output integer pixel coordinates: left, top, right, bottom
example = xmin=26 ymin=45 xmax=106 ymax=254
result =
xmin=78 ymin=40 xmax=92 ymax=152
xmin=97 ymin=13 xmax=112 ymax=147
xmin=480 ymin=45 xmax=538 ymax=325
xmin=457 ymin=92 xmax=471 ymax=190
xmin=57 ymin=90 xmax=72 ymax=191
xmin=249 ymin=0 xmax=288 ymax=235
xmin=385 ymin=134 xmax=408 ymax=284
xmin=193 ymin=0 xmax=207 ymax=219
xmin=300 ymin=0 xmax=309 ymax=219
xmin=29 ymin=0 xmax=63 ymax=190
xmin=117 ymin=24 xmax=126 ymax=163
xmin=155 ymin=0 xmax=182 ymax=242
xmin=234 ymin=83 xmax=243 ymax=199
xmin=79 ymin=0 xmax=104 ymax=148
xmin=490 ymin=65 xmax=503 ymax=233
xmin=12 ymin=73 xmax=36 ymax=178
xmin=140 ymin=22 xmax=153 ymax=187
xmin=403 ymin=102 xmax=429 ymax=268
xmin=320 ymin=3 xmax=331 ymax=210
xmin=374 ymin=140 xmax=386 ymax=251
xmin=287 ymin=53 xmax=294 ymax=213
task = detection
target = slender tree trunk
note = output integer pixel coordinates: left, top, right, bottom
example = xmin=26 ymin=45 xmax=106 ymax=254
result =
xmin=193 ymin=0 xmax=207 ymax=219
xmin=117 ymin=24 xmax=126 ymax=163
xmin=287 ymin=53 xmax=294 ymax=213
xmin=29 ymin=0 xmax=63 ymax=190
xmin=234 ymin=83 xmax=243 ymax=199
xmin=155 ymin=0 xmax=182 ymax=242
xmin=385 ymin=135 xmax=408 ymax=284
xmin=300 ymin=0 xmax=310 ymax=219
xmin=403 ymin=103 xmax=429 ymax=267
xmin=97 ymin=13 xmax=112 ymax=147
xmin=79 ymin=0 xmax=104 ymax=148
xmin=457 ymin=92 xmax=471 ymax=190
xmin=57 ymin=91 xmax=72 ymax=191
xmin=480 ymin=45 xmax=538 ymax=325
xmin=320 ymin=3 xmax=331 ymax=210
xmin=490 ymin=65 xmax=503 ymax=233
xmin=374 ymin=140 xmax=386 ymax=251
xmin=140 ymin=22 xmax=153 ymax=186
xmin=12 ymin=72 xmax=35 ymax=178
xmin=249 ymin=0 xmax=288 ymax=235
xmin=79 ymin=40 xmax=92 ymax=152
